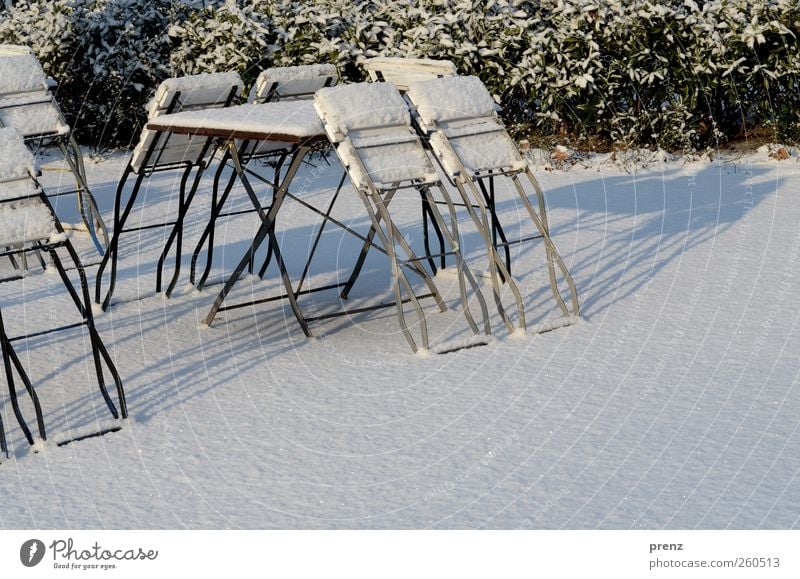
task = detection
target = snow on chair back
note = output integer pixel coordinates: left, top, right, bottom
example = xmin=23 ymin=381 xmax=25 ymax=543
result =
xmin=0 ymin=48 xmax=69 ymax=139
xmin=406 ymin=75 xmax=525 ymax=177
xmin=251 ymin=64 xmax=338 ymax=103
xmin=130 ymin=71 xmax=243 ymax=173
xmin=361 ymin=57 xmax=457 ymax=92
xmin=314 ymin=81 xmax=437 ymax=191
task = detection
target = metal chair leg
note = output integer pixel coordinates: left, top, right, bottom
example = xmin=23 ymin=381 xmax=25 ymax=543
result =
xmin=60 ymin=137 xmax=110 ymax=254
xmin=49 ymin=247 xmax=123 ymax=418
xmin=420 ymin=189 xmax=446 ymax=274
xmin=511 ymin=174 xmax=579 ymax=318
xmin=357 ymin=188 xmax=429 ymax=352
xmin=477 ymin=175 xmax=512 ymax=279
xmin=95 ymin=167 xmax=144 ymax=309
xmin=156 ymin=165 xmax=205 ymax=296
xmin=0 ymin=310 xmax=46 ymax=445
xmin=425 ymin=185 xmax=491 ymax=335
xmin=291 ymin=170 xmax=347 ymax=295
xmin=457 ymin=179 xmax=526 ymax=333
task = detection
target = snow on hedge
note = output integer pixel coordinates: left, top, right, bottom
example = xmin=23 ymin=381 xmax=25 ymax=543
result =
xmin=1 ymin=0 xmax=799 ymax=151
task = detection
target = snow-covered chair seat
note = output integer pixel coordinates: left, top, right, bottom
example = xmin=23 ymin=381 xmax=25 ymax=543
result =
xmin=0 ymin=127 xmax=127 ymax=455
xmin=314 ymin=82 xmax=489 ymax=354
xmin=131 ymin=72 xmax=244 ymax=173
xmin=361 ymin=57 xmax=457 ymax=92
xmin=0 ymin=45 xmax=108 ymax=255
xmin=0 ymin=127 xmax=57 ymax=246
xmin=405 ymin=75 xmax=580 ymax=331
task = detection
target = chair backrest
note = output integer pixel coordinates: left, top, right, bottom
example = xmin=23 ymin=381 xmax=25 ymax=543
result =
xmin=250 ymin=64 xmax=338 ymax=103
xmin=0 ymin=127 xmax=56 ymax=247
xmin=361 ymin=57 xmax=457 ymax=92
xmin=315 ymin=82 xmax=437 ymax=191
xmin=406 ymin=75 xmax=525 ymax=177
xmin=131 ymin=71 xmax=244 ymax=173
xmin=0 ymin=46 xmax=69 ymax=139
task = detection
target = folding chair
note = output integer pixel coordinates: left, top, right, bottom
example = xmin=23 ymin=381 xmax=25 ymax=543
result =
xmin=190 ymin=64 xmax=339 ymax=290
xmin=315 ymin=82 xmax=490 ymax=353
xmin=405 ymin=75 xmax=580 ymax=333
xmin=0 ymin=127 xmax=126 ymax=457
xmin=353 ymin=56 xmax=473 ymax=279
xmin=0 ymin=44 xmax=108 ymax=255
xmin=94 ymin=71 xmax=243 ymax=309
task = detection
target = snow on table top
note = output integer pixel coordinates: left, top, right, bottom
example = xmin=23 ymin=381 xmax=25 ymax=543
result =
xmin=0 ymin=127 xmax=35 ymax=179
xmin=147 ymin=101 xmax=324 ymax=141
xmin=146 ymin=71 xmax=243 ymax=118
xmin=315 ymin=82 xmax=411 ymax=140
xmin=407 ymin=75 xmax=499 ymax=125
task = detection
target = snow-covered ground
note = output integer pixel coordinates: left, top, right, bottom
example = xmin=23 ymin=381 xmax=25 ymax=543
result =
xmin=1 ymin=146 xmax=798 ymax=529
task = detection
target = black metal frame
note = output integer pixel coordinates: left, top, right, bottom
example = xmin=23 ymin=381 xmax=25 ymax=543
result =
xmin=0 ymin=178 xmax=126 ymax=457
xmin=93 ymin=85 xmax=241 ymax=310
xmin=189 ymin=73 xmax=337 ymax=290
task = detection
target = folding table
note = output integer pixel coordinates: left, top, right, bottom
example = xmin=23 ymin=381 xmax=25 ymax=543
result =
xmin=143 ymin=101 xmax=323 ymax=331
xmin=144 ymin=101 xmax=447 ymax=342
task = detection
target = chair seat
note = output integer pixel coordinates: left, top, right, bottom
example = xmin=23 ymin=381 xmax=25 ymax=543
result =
xmin=431 ymin=124 xmax=526 ymax=176
xmin=341 ymin=132 xmax=437 ymax=190
xmin=0 ymin=201 xmax=57 ymax=247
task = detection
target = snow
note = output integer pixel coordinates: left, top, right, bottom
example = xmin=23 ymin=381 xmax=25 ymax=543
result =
xmin=1 ymin=145 xmax=800 ymax=530
xmin=0 ymin=52 xmax=70 ymax=137
xmin=0 ymin=201 xmax=56 ymax=246
xmin=430 ymin=127 xmax=526 ymax=176
xmin=406 ymin=77 xmax=525 ymax=176
xmin=259 ymin=64 xmax=337 ymax=84
xmin=407 ymin=76 xmax=498 ymax=126
xmin=0 ymin=126 xmax=36 ymax=179
xmin=145 ymin=71 xmax=244 ymax=118
xmin=0 ymin=52 xmax=49 ymax=94
xmin=148 ymin=101 xmax=324 ymax=139
xmin=338 ymin=129 xmax=437 ymax=190
xmin=251 ymin=64 xmax=338 ymax=102
xmin=315 ymin=82 xmax=411 ymax=140
xmin=0 ymin=177 xmax=37 ymax=202
xmin=315 ymin=82 xmax=436 ymax=189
